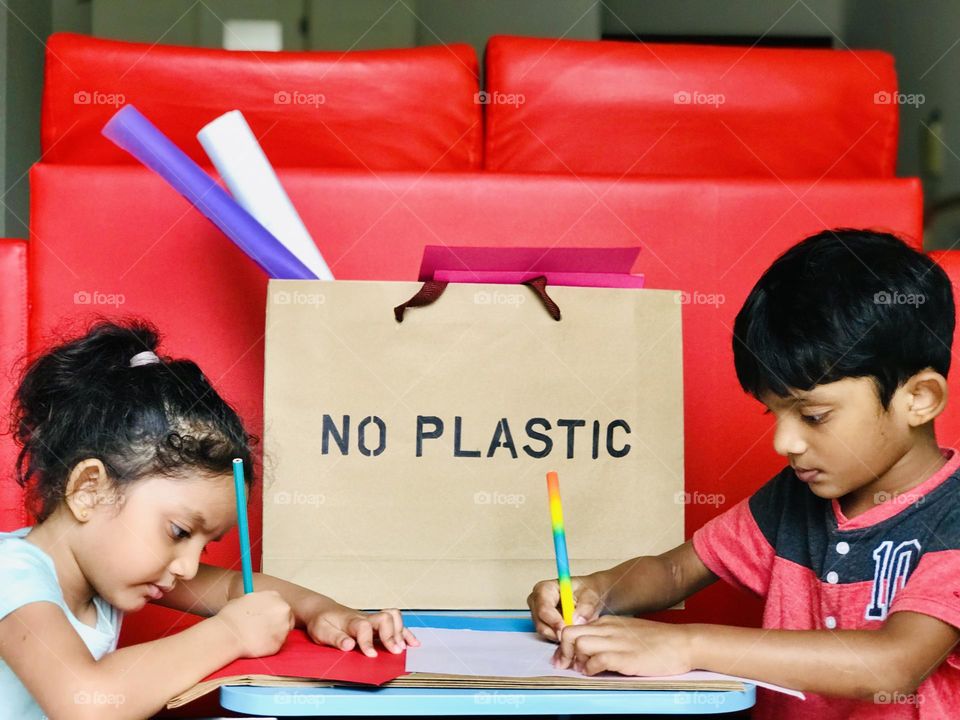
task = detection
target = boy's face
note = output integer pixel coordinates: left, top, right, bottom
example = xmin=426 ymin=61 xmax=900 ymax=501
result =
xmin=760 ymin=377 xmax=915 ymax=502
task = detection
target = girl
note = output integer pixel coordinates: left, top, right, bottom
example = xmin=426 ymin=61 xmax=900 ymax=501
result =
xmin=0 ymin=320 xmax=418 ymax=719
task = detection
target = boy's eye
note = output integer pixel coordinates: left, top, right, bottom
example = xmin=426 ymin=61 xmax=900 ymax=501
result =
xmin=801 ymin=413 xmax=827 ymax=425
xmin=170 ymin=523 xmax=191 ymax=540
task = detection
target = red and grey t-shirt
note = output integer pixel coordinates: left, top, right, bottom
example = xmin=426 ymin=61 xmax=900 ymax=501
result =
xmin=693 ymin=448 xmax=960 ymax=719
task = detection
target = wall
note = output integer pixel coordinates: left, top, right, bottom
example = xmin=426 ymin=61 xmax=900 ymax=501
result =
xmin=0 ymin=1 xmax=52 ymax=239
xmin=602 ymin=0 xmax=846 ymax=39
xmin=844 ymin=0 xmax=960 ymax=249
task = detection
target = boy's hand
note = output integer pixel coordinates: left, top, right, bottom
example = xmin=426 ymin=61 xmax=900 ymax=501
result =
xmin=217 ymin=590 xmax=295 ymax=658
xmin=303 ymin=603 xmax=421 ymax=658
xmin=527 ymin=575 xmax=605 ymax=641
xmin=553 ymin=616 xmax=693 ymax=677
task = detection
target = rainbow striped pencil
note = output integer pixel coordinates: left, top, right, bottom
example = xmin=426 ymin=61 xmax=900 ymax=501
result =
xmin=546 ymin=471 xmax=576 ymax=626
xmin=232 ymin=458 xmax=255 ymax=594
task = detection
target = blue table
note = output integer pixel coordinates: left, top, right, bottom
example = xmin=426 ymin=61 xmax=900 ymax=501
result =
xmin=220 ymin=613 xmax=756 ymax=716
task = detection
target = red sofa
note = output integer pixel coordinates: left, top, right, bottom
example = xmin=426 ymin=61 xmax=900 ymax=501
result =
xmin=6 ymin=33 xmax=953 ymax=666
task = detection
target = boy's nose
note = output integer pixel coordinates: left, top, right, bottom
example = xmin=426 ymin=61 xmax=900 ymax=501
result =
xmin=772 ymin=419 xmax=807 ymax=457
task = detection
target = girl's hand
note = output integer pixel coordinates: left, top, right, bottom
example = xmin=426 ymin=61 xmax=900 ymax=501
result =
xmin=527 ymin=575 xmax=605 ymax=641
xmin=553 ymin=616 xmax=694 ymax=677
xmin=217 ymin=590 xmax=295 ymax=658
xmin=303 ymin=603 xmax=420 ymax=657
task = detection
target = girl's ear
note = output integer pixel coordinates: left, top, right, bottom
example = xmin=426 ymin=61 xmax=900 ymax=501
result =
xmin=64 ymin=459 xmax=110 ymax=522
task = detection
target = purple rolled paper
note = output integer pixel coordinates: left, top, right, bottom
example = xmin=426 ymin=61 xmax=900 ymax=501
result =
xmin=102 ymin=105 xmax=316 ymax=279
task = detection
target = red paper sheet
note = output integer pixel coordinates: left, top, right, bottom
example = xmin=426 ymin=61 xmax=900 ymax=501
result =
xmin=203 ymin=629 xmax=407 ymax=686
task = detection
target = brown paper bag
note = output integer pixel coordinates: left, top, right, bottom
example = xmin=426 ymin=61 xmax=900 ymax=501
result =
xmin=262 ymin=280 xmax=684 ymax=609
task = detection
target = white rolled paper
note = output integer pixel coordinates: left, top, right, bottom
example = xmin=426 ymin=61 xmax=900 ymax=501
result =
xmin=197 ymin=110 xmax=334 ymax=280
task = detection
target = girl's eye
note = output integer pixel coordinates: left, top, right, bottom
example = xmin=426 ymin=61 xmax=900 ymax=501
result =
xmin=801 ymin=413 xmax=827 ymax=425
xmin=170 ymin=524 xmax=191 ymax=541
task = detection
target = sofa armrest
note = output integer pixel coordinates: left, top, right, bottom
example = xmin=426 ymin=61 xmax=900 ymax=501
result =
xmin=0 ymin=238 xmax=27 ymax=530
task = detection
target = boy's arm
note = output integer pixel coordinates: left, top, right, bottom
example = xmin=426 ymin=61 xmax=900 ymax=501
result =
xmin=558 ymin=610 xmax=959 ymax=699
xmin=689 ymin=610 xmax=960 ymax=697
xmin=155 ymin=563 xmax=339 ymax=624
xmin=530 ymin=541 xmax=718 ymax=640
xmin=598 ymin=540 xmax=719 ymax=615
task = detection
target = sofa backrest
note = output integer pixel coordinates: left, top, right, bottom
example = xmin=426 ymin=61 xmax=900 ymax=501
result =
xmin=27 ymin=164 xmax=923 ymax=634
xmin=42 ymin=33 xmax=483 ymax=171
xmin=483 ymin=35 xmax=899 ymax=179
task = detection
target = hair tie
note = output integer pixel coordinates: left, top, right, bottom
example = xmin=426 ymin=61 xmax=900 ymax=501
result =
xmin=129 ymin=350 xmax=160 ymax=368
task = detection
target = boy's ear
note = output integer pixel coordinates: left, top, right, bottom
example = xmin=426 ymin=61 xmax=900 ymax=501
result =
xmin=902 ymin=370 xmax=948 ymax=427
xmin=64 ymin=458 xmax=110 ymax=522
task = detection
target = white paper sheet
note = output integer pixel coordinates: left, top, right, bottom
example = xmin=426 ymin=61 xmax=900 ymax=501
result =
xmin=406 ymin=627 xmax=805 ymax=699
xmin=197 ymin=110 xmax=334 ymax=280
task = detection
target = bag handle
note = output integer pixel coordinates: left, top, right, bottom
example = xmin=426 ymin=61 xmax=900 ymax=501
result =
xmin=394 ymin=275 xmax=562 ymax=322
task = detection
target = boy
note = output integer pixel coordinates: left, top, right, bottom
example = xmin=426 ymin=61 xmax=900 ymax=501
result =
xmin=528 ymin=229 xmax=960 ymax=718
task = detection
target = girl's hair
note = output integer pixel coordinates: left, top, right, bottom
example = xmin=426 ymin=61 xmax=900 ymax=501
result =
xmin=10 ymin=319 xmax=256 ymax=521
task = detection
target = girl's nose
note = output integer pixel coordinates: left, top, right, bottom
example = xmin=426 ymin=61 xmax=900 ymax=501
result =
xmin=169 ymin=549 xmax=201 ymax=581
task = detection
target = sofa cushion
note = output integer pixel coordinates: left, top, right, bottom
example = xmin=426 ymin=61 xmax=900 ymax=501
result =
xmin=42 ymin=33 xmax=482 ymax=171
xmin=484 ymin=35 xmax=899 ymax=179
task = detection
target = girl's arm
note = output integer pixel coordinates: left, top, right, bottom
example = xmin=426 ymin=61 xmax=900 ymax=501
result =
xmin=156 ymin=564 xmax=415 ymax=655
xmin=156 ymin=563 xmax=341 ymax=624
xmin=0 ymin=601 xmax=239 ymax=720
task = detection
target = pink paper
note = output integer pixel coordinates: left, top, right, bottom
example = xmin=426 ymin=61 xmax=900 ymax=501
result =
xmin=418 ymin=246 xmax=641 ymax=281
xmin=433 ymin=270 xmax=644 ymax=288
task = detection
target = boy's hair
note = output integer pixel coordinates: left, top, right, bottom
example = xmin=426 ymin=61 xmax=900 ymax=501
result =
xmin=9 ymin=319 xmax=256 ymax=522
xmin=733 ymin=229 xmax=955 ymax=408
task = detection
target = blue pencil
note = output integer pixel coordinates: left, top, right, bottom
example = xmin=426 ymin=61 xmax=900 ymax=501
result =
xmin=232 ymin=458 xmax=255 ymax=593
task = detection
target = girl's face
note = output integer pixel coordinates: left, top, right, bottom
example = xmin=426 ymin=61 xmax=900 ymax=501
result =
xmin=77 ymin=472 xmax=238 ymax=612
